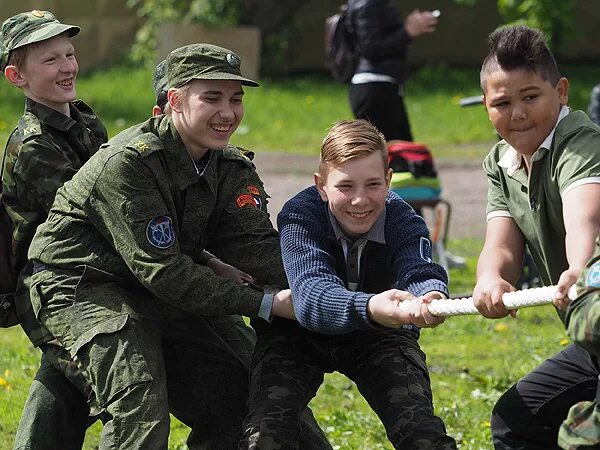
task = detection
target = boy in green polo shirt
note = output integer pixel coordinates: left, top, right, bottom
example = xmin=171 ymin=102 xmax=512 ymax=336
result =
xmin=1 ymin=10 xmax=107 ymax=449
xmin=472 ymin=25 xmax=600 ymax=449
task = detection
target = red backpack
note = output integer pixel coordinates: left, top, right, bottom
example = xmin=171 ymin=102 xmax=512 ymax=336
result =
xmin=388 ymin=140 xmax=441 ymax=202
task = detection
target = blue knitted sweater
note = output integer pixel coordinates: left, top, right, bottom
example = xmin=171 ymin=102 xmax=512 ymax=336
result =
xmin=277 ymin=186 xmax=448 ymax=334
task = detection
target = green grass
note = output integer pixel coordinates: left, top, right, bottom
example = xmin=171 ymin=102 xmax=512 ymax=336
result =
xmin=2 ymin=63 xmax=599 ymax=161
xmin=0 ymin=239 xmax=572 ymax=449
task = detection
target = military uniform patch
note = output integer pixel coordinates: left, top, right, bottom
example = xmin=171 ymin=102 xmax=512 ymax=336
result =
xmin=585 ymin=261 xmax=600 ymax=288
xmin=247 ymin=185 xmax=262 ymax=209
xmin=146 ymin=216 xmax=175 ymax=249
xmin=236 ymin=194 xmax=257 ymax=209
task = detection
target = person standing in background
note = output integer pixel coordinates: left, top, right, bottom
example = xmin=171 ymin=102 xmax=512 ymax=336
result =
xmin=348 ymin=0 xmax=438 ymax=142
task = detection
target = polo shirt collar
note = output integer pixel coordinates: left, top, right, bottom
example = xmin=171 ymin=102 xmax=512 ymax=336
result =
xmin=498 ymin=105 xmax=570 ymax=177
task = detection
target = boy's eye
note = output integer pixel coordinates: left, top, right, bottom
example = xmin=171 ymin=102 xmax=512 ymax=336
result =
xmin=523 ymin=95 xmax=537 ymax=101
xmin=232 ymin=97 xmax=243 ymax=104
xmin=204 ymin=97 xmax=220 ymax=102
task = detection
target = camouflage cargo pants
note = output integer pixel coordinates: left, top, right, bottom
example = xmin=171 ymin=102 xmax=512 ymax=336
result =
xmin=241 ymin=325 xmax=456 ymax=450
xmin=31 ymin=265 xmax=331 ymax=449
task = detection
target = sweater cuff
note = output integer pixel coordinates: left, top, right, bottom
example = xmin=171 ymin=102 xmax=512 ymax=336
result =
xmin=356 ymin=293 xmax=378 ymax=328
xmin=408 ymin=280 xmax=449 ymax=297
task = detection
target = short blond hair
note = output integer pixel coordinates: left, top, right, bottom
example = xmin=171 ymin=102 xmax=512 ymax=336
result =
xmin=319 ymin=119 xmax=388 ymax=178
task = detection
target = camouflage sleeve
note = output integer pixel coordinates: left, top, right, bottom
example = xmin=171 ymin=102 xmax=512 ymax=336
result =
xmin=85 ymin=151 xmax=265 ymax=318
xmin=13 ymin=137 xmax=80 ymax=212
xmin=565 ymin=242 xmax=600 ymax=356
xmin=207 ymin=167 xmax=288 ymax=288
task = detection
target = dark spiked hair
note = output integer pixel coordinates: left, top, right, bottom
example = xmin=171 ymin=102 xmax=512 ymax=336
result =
xmin=480 ymin=25 xmax=560 ymax=92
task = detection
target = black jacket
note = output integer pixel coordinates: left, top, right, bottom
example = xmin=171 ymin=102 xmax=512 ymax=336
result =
xmin=348 ymin=0 xmax=413 ymax=83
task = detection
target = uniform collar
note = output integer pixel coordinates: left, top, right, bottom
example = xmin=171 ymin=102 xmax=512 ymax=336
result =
xmin=156 ymin=115 xmax=210 ymax=191
xmin=498 ymin=105 xmax=570 ymax=177
xmin=25 ymin=97 xmax=84 ymax=132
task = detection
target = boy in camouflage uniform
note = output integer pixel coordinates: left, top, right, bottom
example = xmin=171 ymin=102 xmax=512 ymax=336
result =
xmin=0 ymin=10 xmax=107 ymax=449
xmin=473 ymin=26 xmax=600 ymax=449
xmin=240 ymin=119 xmax=456 ymax=449
xmin=27 ymin=43 xmax=330 ymax=449
xmin=558 ymin=236 xmax=600 ymax=449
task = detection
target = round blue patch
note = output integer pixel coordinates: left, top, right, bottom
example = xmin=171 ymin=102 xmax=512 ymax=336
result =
xmin=146 ymin=216 xmax=175 ymax=249
xmin=585 ymin=260 xmax=600 ymax=288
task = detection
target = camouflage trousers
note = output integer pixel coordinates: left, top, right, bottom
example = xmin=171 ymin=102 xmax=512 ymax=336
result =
xmin=31 ymin=265 xmax=255 ymax=449
xmin=30 ymin=265 xmax=331 ymax=449
xmin=240 ymin=324 xmax=457 ymax=450
xmin=13 ymin=341 xmax=94 ymax=450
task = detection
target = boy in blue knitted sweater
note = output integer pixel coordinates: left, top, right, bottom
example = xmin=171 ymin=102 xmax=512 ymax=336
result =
xmin=240 ymin=119 xmax=457 ymax=449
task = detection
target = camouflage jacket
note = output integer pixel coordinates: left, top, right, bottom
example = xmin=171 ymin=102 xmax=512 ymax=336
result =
xmin=558 ymin=236 xmax=600 ymax=449
xmin=29 ymin=114 xmax=287 ymax=321
xmin=1 ymin=97 xmax=107 ymax=345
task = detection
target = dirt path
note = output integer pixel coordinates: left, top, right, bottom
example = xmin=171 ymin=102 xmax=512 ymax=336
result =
xmin=253 ymin=153 xmax=488 ymax=240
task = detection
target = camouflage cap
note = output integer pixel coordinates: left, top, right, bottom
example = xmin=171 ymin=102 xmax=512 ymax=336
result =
xmin=0 ymin=10 xmax=79 ymax=70
xmin=152 ymin=59 xmax=168 ymax=99
xmin=166 ymin=43 xmax=259 ymax=89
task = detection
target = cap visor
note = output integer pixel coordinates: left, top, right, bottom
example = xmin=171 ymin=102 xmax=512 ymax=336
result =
xmin=191 ymin=72 xmax=260 ymax=87
xmin=14 ymin=23 xmax=80 ymax=49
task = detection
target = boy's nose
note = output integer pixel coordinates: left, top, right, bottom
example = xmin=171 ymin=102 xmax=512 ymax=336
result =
xmin=219 ymin=104 xmax=235 ymax=119
xmin=60 ymin=57 xmax=78 ymax=73
xmin=511 ymin=105 xmax=527 ymax=121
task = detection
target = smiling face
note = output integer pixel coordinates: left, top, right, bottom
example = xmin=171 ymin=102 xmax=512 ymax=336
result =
xmin=483 ymin=67 xmax=568 ymax=156
xmin=315 ymin=152 xmax=392 ymax=240
xmin=171 ymin=79 xmax=244 ymax=159
xmin=13 ymin=33 xmax=78 ymax=114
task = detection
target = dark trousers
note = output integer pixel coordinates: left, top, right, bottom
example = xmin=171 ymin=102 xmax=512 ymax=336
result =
xmin=349 ymin=82 xmax=413 ymax=142
xmin=241 ymin=325 xmax=456 ymax=449
xmin=492 ymin=343 xmax=599 ymax=449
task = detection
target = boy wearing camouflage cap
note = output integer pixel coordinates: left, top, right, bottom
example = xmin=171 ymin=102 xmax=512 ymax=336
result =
xmin=0 ymin=10 xmax=107 ymax=449
xmin=27 ymin=43 xmax=331 ymax=448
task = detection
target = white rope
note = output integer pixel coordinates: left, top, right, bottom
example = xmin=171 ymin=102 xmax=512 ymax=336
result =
xmin=400 ymin=285 xmax=577 ymax=317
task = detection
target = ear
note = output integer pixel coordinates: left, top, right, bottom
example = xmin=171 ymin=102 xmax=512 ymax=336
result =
xmin=556 ymin=77 xmax=569 ymax=106
xmin=385 ymin=167 xmax=393 ymax=189
xmin=4 ymin=65 xmax=27 ymax=88
xmin=314 ymin=172 xmax=328 ymax=202
xmin=167 ymin=88 xmax=182 ymax=113
xmin=152 ymin=105 xmax=162 ymax=117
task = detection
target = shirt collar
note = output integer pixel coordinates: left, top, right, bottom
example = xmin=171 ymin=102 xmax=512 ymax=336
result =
xmin=25 ymin=97 xmax=81 ymax=132
xmin=157 ymin=115 xmax=205 ymax=190
xmin=328 ymin=205 xmax=387 ymax=246
xmin=498 ymin=105 xmax=570 ymax=176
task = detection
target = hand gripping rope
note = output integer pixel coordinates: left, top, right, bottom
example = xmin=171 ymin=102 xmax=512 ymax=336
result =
xmin=398 ymin=285 xmax=578 ymax=317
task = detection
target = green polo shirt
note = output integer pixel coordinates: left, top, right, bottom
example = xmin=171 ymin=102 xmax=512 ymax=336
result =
xmin=484 ymin=108 xmax=600 ymax=290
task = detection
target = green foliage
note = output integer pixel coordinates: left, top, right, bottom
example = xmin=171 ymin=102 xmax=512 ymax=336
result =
xmin=126 ymin=0 xmax=244 ymax=65
xmin=453 ymin=0 xmax=577 ymax=48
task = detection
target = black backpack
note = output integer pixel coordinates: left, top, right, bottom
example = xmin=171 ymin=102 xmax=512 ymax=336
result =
xmin=0 ymin=147 xmax=18 ymax=328
xmin=325 ymin=4 xmax=358 ymax=83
